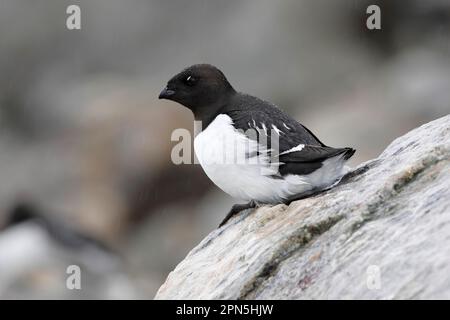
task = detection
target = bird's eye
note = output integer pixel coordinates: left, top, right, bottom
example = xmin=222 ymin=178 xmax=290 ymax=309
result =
xmin=183 ymin=75 xmax=197 ymax=86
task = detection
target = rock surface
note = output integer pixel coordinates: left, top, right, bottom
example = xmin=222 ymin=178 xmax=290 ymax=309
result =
xmin=155 ymin=115 xmax=450 ymax=300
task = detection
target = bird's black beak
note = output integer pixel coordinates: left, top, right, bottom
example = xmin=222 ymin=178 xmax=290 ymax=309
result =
xmin=158 ymin=87 xmax=175 ymax=100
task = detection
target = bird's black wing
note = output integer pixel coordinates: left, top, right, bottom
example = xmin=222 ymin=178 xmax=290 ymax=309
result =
xmin=224 ymin=94 xmax=355 ymax=176
xmin=278 ymin=145 xmax=355 ymax=175
xmin=225 ymin=94 xmax=323 ymax=149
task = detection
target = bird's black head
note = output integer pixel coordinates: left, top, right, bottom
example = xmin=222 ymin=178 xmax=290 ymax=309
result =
xmin=159 ymin=64 xmax=236 ymax=120
xmin=3 ymin=202 xmax=41 ymax=229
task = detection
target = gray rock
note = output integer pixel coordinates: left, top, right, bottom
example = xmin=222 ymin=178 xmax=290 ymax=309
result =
xmin=155 ymin=115 xmax=450 ymax=300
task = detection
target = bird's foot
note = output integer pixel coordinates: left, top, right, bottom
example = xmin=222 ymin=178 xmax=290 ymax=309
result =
xmin=218 ymin=200 xmax=257 ymax=228
xmin=338 ymin=161 xmax=375 ymax=185
xmin=285 ymin=164 xmax=376 ymax=206
xmin=283 ymin=187 xmax=330 ymax=206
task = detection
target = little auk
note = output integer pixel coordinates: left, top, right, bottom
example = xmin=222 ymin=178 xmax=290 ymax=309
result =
xmin=159 ymin=64 xmax=355 ymax=227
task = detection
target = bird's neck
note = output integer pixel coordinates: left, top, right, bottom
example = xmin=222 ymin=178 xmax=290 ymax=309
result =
xmin=193 ymin=92 xmax=235 ymax=129
xmin=193 ymin=104 xmax=224 ymax=130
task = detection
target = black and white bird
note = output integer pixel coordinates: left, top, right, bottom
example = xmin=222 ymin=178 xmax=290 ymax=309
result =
xmin=159 ymin=64 xmax=355 ymax=227
xmin=0 ymin=202 xmax=135 ymax=298
xmin=0 ymin=203 xmax=120 ymax=273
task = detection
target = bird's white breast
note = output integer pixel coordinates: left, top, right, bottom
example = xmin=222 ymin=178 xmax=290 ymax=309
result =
xmin=195 ymin=114 xmax=301 ymax=202
xmin=195 ymin=114 xmax=260 ymax=201
xmin=0 ymin=223 xmax=55 ymax=294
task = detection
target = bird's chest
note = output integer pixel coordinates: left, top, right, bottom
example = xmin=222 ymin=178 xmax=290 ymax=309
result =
xmin=194 ymin=115 xmax=251 ymax=168
xmin=193 ymin=114 xmax=264 ymax=199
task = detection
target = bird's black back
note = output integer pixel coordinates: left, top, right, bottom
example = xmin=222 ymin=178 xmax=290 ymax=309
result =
xmin=222 ymin=93 xmax=324 ymax=151
xmin=220 ymin=92 xmax=355 ymax=176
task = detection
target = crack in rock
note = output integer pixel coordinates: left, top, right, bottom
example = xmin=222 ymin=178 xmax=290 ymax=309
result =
xmin=238 ymin=214 xmax=344 ymax=299
xmin=349 ymin=151 xmax=447 ymax=233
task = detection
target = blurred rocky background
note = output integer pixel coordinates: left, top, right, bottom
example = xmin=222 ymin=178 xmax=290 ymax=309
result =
xmin=0 ymin=0 xmax=449 ymax=299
